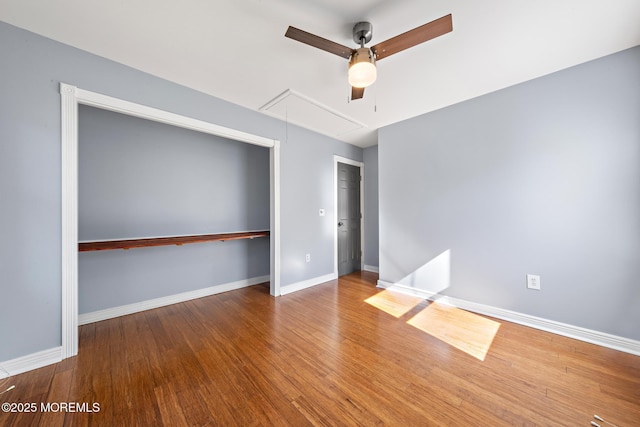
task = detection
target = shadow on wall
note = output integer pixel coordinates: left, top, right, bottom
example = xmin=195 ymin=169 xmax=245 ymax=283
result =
xmin=397 ymin=249 xmax=451 ymax=296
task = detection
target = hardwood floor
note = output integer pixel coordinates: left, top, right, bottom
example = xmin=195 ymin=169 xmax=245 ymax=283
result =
xmin=1 ymin=271 xmax=639 ymax=426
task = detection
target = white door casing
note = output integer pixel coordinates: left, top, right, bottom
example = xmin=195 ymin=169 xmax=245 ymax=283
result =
xmin=60 ymin=83 xmax=281 ymax=359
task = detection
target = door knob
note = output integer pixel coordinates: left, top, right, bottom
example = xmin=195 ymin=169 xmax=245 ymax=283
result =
xmin=338 ymin=222 xmax=344 ymax=227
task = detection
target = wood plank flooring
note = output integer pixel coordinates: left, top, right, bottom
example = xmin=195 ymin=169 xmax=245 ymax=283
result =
xmin=1 ymin=271 xmax=639 ymax=426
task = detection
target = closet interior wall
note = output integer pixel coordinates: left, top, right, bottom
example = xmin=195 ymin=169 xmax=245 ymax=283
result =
xmin=78 ymin=106 xmax=270 ymax=314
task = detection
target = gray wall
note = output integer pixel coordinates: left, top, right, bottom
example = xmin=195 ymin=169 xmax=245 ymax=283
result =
xmin=280 ymin=125 xmax=362 ymax=285
xmin=79 ymin=106 xmax=270 ymax=240
xmin=379 ymin=45 xmax=640 ymax=340
xmin=78 ymin=106 xmax=269 ymax=313
xmin=0 ymin=21 xmax=362 ymax=362
xmin=363 ymin=145 xmax=379 ymax=268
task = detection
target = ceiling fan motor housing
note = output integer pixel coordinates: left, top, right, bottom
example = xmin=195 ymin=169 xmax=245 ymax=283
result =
xmin=352 ymin=21 xmax=373 ymax=45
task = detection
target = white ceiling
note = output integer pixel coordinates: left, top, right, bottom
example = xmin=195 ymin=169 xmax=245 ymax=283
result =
xmin=1 ymin=0 xmax=639 ymax=147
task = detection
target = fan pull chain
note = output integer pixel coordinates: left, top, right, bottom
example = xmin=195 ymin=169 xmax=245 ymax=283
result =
xmin=374 ymin=84 xmax=378 ymax=113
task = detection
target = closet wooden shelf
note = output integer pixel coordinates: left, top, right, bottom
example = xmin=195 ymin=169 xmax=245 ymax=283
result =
xmin=79 ymin=230 xmax=270 ymax=252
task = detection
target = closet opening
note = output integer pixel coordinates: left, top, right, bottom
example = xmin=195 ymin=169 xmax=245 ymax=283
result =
xmin=60 ymin=83 xmax=281 ymax=360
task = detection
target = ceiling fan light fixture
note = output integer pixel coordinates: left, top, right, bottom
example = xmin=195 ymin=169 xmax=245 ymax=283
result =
xmin=348 ymin=48 xmax=377 ymax=88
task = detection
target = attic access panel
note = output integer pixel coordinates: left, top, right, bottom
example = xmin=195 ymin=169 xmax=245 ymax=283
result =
xmin=260 ymin=89 xmax=365 ymax=138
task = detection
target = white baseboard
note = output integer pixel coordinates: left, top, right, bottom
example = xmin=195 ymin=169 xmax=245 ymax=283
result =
xmin=0 ymin=347 xmax=62 ymax=378
xmin=364 ymin=265 xmax=379 ymax=273
xmin=79 ymin=275 xmax=270 ymax=325
xmin=377 ymin=280 xmax=640 ymax=356
xmin=280 ymin=272 xmax=338 ymax=296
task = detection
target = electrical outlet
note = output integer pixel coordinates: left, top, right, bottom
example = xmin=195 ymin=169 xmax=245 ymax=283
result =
xmin=306 ymin=254 xmax=311 ymax=262
xmin=526 ymin=274 xmax=541 ymax=290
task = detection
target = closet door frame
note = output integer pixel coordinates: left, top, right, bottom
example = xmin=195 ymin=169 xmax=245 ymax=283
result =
xmin=60 ymin=82 xmax=281 ymax=359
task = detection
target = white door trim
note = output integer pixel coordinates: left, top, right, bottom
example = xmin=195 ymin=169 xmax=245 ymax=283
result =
xmin=333 ymin=155 xmax=364 ymax=276
xmin=60 ymin=83 xmax=281 ymax=359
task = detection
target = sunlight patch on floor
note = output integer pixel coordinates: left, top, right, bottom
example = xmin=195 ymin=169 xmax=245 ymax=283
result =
xmin=407 ymin=302 xmax=500 ymax=361
xmin=364 ymin=289 xmax=424 ymax=318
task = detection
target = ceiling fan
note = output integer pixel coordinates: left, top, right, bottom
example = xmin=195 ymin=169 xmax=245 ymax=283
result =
xmin=285 ymin=14 xmax=452 ymax=100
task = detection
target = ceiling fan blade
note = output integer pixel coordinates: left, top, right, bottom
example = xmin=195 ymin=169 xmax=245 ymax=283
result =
xmin=351 ymin=86 xmax=365 ymax=100
xmin=285 ymin=26 xmax=353 ymax=59
xmin=371 ymin=14 xmax=452 ymax=61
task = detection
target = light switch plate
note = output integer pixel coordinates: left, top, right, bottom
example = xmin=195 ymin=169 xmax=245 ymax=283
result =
xmin=319 ymin=209 xmax=325 ymax=216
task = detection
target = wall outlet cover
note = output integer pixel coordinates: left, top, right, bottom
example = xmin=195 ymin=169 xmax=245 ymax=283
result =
xmin=527 ymin=274 xmax=541 ymax=290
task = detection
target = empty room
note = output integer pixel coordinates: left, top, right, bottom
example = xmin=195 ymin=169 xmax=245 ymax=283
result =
xmin=1 ymin=1 xmax=639 ymax=425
